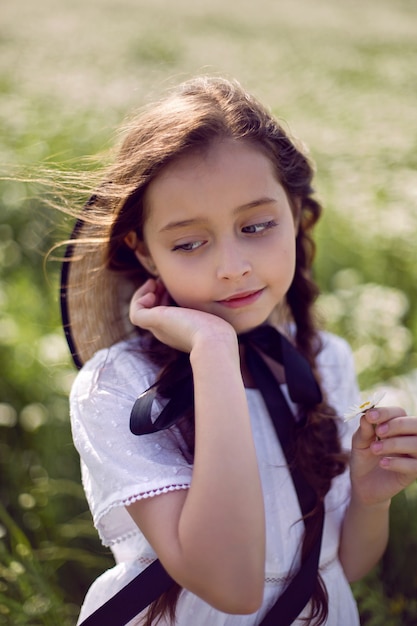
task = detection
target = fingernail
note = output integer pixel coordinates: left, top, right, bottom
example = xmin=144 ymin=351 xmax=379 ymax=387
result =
xmin=367 ymin=409 xmax=379 ymax=422
xmin=376 ymin=423 xmax=388 ymax=436
xmin=371 ymin=440 xmax=383 ymax=453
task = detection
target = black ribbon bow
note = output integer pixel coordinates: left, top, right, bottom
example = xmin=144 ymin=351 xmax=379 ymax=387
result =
xmin=130 ymin=325 xmax=321 ymax=439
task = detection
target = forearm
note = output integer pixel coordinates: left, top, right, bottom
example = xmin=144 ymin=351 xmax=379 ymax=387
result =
xmin=127 ymin=295 xmax=265 ymax=610
xmin=339 ymin=493 xmax=390 ymax=582
xmin=175 ymin=335 xmax=265 ymax=610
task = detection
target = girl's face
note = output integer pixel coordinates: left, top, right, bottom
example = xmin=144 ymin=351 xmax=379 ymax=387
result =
xmin=135 ymin=139 xmax=298 ymax=334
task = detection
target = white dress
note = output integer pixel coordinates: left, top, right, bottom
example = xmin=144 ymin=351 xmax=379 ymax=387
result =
xmin=70 ymin=332 xmax=361 ymax=626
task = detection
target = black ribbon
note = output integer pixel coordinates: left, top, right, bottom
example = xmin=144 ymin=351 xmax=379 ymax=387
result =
xmin=79 ymin=559 xmax=173 ymax=626
xmin=238 ymin=327 xmax=324 ymax=624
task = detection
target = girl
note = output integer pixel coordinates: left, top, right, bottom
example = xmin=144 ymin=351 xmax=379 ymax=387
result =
xmin=62 ymin=76 xmax=417 ymax=626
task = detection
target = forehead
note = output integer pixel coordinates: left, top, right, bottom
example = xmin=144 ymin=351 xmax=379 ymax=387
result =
xmin=144 ymin=139 xmax=280 ymax=207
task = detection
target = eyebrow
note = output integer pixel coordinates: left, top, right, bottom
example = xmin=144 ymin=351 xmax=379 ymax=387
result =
xmin=158 ymin=197 xmax=278 ymax=233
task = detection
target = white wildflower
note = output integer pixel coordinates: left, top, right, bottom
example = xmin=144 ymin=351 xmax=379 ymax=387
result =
xmin=343 ymin=390 xmax=386 ymax=422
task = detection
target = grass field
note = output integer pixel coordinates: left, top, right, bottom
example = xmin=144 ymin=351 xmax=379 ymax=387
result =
xmin=1 ymin=0 xmax=417 ymax=624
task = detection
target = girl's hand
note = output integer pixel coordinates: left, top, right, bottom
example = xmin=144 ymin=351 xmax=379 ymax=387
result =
xmin=129 ymin=278 xmax=237 ymax=353
xmin=350 ymin=406 xmax=417 ymax=506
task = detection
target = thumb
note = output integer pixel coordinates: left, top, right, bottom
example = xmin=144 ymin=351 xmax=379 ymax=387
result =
xmin=352 ymin=413 xmax=377 ymax=450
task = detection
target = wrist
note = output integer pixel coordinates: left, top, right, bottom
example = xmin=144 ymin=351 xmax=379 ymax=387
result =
xmin=190 ymin=329 xmax=240 ymax=372
xmin=191 ymin=326 xmax=238 ymax=355
xmin=349 ymin=492 xmax=392 ymax=512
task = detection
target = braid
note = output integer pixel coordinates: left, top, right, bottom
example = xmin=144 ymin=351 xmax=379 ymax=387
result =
xmin=287 ymin=194 xmax=347 ymax=493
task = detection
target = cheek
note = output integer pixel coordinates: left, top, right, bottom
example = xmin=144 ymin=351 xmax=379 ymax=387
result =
xmin=158 ymin=269 xmax=204 ymax=306
xmin=268 ymin=235 xmax=296 ymax=270
xmin=286 ymin=245 xmax=297 ymax=282
xmin=289 ymin=241 xmax=297 ymax=270
xmin=268 ymin=242 xmax=297 ymax=294
xmin=282 ymin=227 xmax=297 ymax=266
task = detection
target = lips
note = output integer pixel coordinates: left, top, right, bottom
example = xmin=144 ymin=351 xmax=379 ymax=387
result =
xmin=223 ymin=289 xmax=261 ymax=301
xmin=217 ymin=288 xmax=264 ymax=308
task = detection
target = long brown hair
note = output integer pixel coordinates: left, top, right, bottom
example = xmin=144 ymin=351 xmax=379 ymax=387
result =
xmin=78 ymin=76 xmax=347 ymax=625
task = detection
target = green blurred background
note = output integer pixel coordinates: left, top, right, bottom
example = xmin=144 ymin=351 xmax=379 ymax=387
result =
xmin=1 ymin=0 xmax=416 ymax=623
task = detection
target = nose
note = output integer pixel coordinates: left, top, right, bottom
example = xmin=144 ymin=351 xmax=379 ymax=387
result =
xmin=215 ymin=239 xmax=252 ymax=281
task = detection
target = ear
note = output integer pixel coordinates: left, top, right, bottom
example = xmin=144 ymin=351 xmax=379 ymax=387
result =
xmin=124 ymin=231 xmax=138 ymax=250
xmin=133 ymin=240 xmax=159 ymax=277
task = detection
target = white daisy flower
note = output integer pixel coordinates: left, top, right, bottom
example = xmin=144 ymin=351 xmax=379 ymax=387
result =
xmin=343 ymin=390 xmax=386 ymax=422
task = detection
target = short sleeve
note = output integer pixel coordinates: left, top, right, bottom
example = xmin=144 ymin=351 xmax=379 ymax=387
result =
xmin=70 ymin=339 xmax=193 ymax=547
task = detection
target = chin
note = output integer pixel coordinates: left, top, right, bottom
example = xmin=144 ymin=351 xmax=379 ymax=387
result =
xmin=229 ymin=316 xmax=271 ymax=335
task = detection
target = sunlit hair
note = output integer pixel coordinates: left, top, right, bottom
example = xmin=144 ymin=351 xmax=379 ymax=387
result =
xmin=76 ymin=76 xmax=347 ymax=625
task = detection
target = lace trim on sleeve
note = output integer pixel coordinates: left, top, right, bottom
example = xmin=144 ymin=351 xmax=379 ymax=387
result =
xmin=97 ymin=483 xmax=190 ymax=546
xmin=123 ymin=484 xmax=190 ymax=504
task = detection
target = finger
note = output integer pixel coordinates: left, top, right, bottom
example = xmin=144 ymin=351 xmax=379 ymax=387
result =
xmin=370 ymin=434 xmax=417 ymax=458
xmin=130 ymin=280 xmax=158 ymax=324
xmin=132 ymin=280 xmax=159 ymax=308
xmin=135 ymin=291 xmax=157 ymax=309
xmin=378 ymin=455 xmax=417 ymax=477
xmin=154 ymin=279 xmax=171 ymax=306
xmin=132 ymin=278 xmax=157 ymax=298
xmin=374 ymin=415 xmax=417 ymax=440
xmin=364 ymin=406 xmax=407 ymax=427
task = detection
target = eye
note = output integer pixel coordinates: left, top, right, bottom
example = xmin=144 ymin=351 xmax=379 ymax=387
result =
xmin=242 ymin=220 xmax=277 ymax=234
xmin=171 ymin=240 xmax=206 ymax=252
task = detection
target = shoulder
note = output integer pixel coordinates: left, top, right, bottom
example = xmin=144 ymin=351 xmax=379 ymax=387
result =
xmin=316 ymin=331 xmax=354 ymax=370
xmin=70 ymin=335 xmax=158 ymax=406
xmin=316 ymin=331 xmax=360 ymax=419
